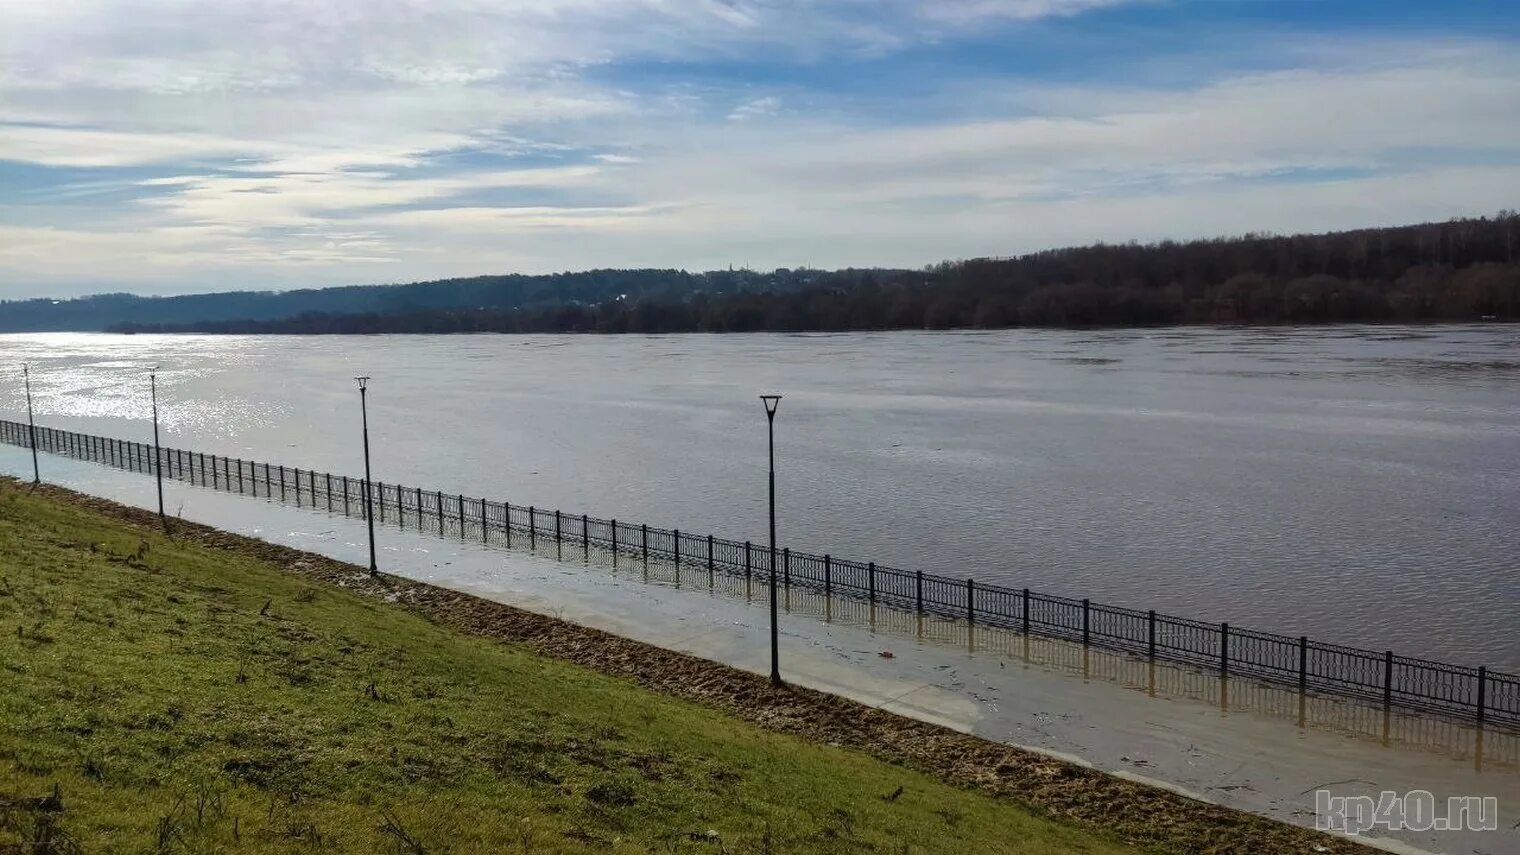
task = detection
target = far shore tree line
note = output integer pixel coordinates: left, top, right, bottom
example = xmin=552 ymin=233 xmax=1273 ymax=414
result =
xmin=41 ymin=212 xmax=1520 ymax=334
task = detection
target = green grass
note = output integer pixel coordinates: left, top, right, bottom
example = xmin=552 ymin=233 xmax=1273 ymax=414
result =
xmin=0 ymin=483 xmax=1136 ymax=854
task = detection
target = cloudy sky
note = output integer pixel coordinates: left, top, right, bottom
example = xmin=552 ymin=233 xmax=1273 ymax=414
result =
xmin=2 ymin=0 xmax=1517 ymax=298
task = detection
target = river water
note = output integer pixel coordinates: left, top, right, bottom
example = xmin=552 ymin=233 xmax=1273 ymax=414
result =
xmin=1 ymin=325 xmax=1516 ymax=670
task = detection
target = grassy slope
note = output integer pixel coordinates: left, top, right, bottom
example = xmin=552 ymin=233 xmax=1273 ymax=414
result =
xmin=0 ymin=482 xmax=1135 ymax=854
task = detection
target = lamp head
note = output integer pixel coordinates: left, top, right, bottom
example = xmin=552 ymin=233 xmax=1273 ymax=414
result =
xmin=355 ymin=376 xmax=370 ymax=390
xmin=759 ymin=394 xmax=781 ymax=416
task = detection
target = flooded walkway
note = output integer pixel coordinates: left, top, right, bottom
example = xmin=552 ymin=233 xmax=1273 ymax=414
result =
xmin=3 ymin=446 xmax=1515 ymax=855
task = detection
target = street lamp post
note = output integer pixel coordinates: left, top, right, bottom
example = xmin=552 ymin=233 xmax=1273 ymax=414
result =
xmin=760 ymin=394 xmax=782 ymax=686
xmin=21 ymin=364 xmax=39 ymax=484
xmin=357 ymin=377 xmax=378 ymax=575
xmin=149 ymin=367 xmax=165 ymax=522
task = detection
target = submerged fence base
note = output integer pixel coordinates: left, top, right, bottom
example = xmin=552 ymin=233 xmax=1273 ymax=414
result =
xmin=2 ymin=417 xmax=1515 ymax=731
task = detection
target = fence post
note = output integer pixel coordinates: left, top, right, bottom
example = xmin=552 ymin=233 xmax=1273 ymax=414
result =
xmin=674 ymin=529 xmax=681 ymax=569
xmin=1082 ymin=598 xmax=1090 ymax=646
xmin=295 ymin=468 xmax=303 ymax=506
xmin=868 ymin=562 xmax=876 ymax=604
xmin=326 ymin=474 xmax=333 ymax=511
xmin=505 ymin=502 xmax=512 ymax=547
xmin=459 ymin=495 xmax=466 ymax=539
xmin=1023 ymin=588 xmax=1031 ymax=634
xmin=782 ymin=547 xmax=789 ymax=587
xmin=1476 ymin=666 xmax=1487 ymax=725
xmin=436 ymin=490 xmax=445 ymax=537
xmin=744 ymin=541 xmax=751 ymax=580
xmin=707 ymin=535 xmax=714 ymax=585
xmin=529 ymin=506 xmax=536 ymax=548
xmin=310 ymin=470 xmax=316 ymax=504
xmin=1148 ymin=610 xmax=1157 ymax=659
xmin=250 ymin=462 xmax=259 ymax=498
xmin=824 ymin=554 xmax=832 ymax=595
xmin=582 ymin=514 xmax=589 ymax=552
xmin=1298 ymin=636 xmax=1309 ymax=690
xmin=608 ymin=518 xmax=615 ymax=555
xmin=555 ymin=510 xmax=562 ymax=544
xmin=1220 ymin=623 xmax=1229 ymax=676
xmin=915 ymin=570 xmax=923 ymax=613
xmin=483 ymin=499 xmax=490 ymax=543
xmin=236 ymin=458 xmax=243 ymax=493
xmin=641 ymin=524 xmax=648 ymax=561
xmin=966 ymin=578 xmax=974 ymax=625
xmin=342 ymin=476 xmax=350 ymax=516
xmin=1383 ymin=650 xmax=1393 ymax=709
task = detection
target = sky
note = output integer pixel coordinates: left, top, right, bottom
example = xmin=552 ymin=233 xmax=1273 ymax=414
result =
xmin=1 ymin=1 xmax=1518 ymax=299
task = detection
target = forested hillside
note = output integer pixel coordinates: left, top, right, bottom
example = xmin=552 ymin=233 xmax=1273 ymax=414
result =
xmin=0 ymin=268 xmax=820 ymax=332
xmin=7 ymin=213 xmax=1517 ymax=334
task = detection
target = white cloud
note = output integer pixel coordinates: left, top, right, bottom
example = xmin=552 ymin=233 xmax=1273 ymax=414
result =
xmin=135 ymin=165 xmax=604 ymax=229
xmin=0 ymin=0 xmax=1516 ymax=296
xmin=728 ymin=96 xmax=782 ymax=121
xmin=919 ymin=0 xmax=1139 ymax=24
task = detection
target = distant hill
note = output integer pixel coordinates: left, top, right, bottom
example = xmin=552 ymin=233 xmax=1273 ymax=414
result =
xmin=0 ymin=268 xmax=838 ymax=332
xmin=5 ymin=213 xmax=1517 ymax=334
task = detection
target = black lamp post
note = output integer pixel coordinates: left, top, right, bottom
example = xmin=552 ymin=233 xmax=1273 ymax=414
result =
xmin=149 ymin=367 xmax=165 ymax=522
xmin=760 ymin=393 xmax=782 ymax=686
xmin=357 ymin=377 xmax=378 ymax=575
xmin=21 ymin=364 xmax=39 ymax=484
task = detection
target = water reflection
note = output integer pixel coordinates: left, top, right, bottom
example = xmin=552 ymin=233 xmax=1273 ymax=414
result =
xmin=577 ymin=541 xmax=1518 ymax=773
xmin=1 ymin=326 xmax=1517 ymax=669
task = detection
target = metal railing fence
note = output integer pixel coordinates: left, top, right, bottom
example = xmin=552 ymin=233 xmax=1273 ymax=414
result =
xmin=2 ymin=417 xmax=1514 ymax=730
